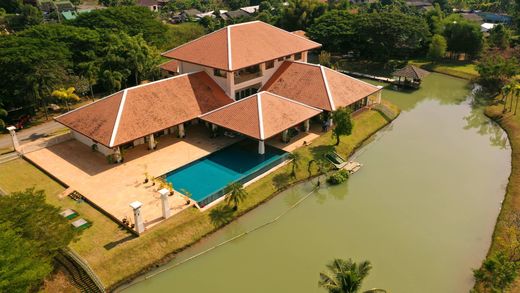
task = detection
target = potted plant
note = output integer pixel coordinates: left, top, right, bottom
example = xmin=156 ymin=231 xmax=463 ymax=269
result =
xmin=143 ymin=172 xmax=149 ymax=184
xmin=167 ymin=182 xmax=174 ymax=196
xmin=180 ymin=189 xmax=192 ymax=205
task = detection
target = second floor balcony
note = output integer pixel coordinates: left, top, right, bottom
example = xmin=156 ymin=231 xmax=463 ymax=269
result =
xmin=234 ymin=65 xmax=262 ymax=85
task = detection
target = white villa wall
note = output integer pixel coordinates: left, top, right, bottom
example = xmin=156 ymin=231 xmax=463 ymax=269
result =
xmin=72 ymin=131 xmax=114 ymax=156
xmin=178 ymin=51 xmax=308 ymax=100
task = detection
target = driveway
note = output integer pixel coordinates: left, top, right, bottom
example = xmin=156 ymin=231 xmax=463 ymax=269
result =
xmin=1 ymin=120 xmax=65 ymax=149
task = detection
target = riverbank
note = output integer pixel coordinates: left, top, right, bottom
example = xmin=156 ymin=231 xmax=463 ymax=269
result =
xmin=337 ymin=59 xmax=478 ymax=81
xmin=0 ymin=102 xmax=399 ymax=291
xmin=479 ymin=101 xmax=520 ymax=291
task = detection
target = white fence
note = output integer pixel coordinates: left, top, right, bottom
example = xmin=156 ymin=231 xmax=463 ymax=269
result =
xmin=19 ymin=132 xmax=73 ymax=154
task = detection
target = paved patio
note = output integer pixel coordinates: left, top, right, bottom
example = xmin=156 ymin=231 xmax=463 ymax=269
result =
xmin=267 ymin=123 xmax=322 ymax=152
xmin=25 ymin=124 xmax=238 ymax=231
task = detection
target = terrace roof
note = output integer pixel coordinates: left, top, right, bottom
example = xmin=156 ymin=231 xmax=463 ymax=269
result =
xmin=262 ymin=61 xmax=381 ymax=111
xmin=55 ymin=72 xmax=233 ymax=148
xmin=162 ymin=21 xmax=321 ymax=71
xmin=200 ymin=91 xmax=322 ymax=140
xmin=392 ymin=65 xmax=430 ymax=80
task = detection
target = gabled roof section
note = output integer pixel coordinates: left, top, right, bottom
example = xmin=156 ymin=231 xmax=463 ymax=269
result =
xmin=262 ymin=61 xmax=381 ymax=111
xmin=162 ymin=21 xmax=321 ymax=71
xmin=55 ymin=72 xmax=233 ymax=147
xmin=392 ymin=65 xmax=430 ymax=80
xmin=200 ymin=91 xmax=322 ymax=140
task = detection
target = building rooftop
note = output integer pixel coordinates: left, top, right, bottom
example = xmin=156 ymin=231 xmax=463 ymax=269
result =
xmin=200 ymin=91 xmax=322 ymax=140
xmin=262 ymin=61 xmax=381 ymax=111
xmin=392 ymin=65 xmax=430 ymax=80
xmin=159 ymin=59 xmax=179 ymax=73
xmin=55 ymin=72 xmax=233 ymax=147
xmin=162 ymin=21 xmax=321 ymax=71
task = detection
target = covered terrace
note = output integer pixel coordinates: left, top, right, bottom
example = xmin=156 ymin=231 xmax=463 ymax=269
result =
xmin=200 ymin=91 xmax=323 ymax=154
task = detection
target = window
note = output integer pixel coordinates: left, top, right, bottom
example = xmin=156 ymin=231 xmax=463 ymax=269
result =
xmin=277 ymin=57 xmax=284 ymax=62
xmin=234 ymin=83 xmax=261 ymax=100
xmin=285 ymin=55 xmax=291 ymax=60
xmin=234 ymin=65 xmax=262 ymax=84
xmin=266 ymin=60 xmax=275 ymax=69
xmin=294 ymin=53 xmax=302 ymax=60
xmin=214 ymin=69 xmax=226 ymax=78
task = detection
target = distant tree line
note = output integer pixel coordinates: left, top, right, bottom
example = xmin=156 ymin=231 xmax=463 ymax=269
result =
xmin=0 ymin=6 xmax=205 ymax=117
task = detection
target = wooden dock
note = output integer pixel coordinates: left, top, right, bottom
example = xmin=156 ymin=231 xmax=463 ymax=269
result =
xmin=339 ymin=70 xmax=395 ymax=83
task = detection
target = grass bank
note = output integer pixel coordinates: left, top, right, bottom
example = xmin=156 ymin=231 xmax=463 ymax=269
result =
xmin=477 ymin=100 xmax=520 ymax=291
xmin=409 ymin=59 xmax=478 ymax=80
xmin=0 ymin=102 xmax=399 ymax=290
xmin=337 ymin=59 xmax=478 ymax=81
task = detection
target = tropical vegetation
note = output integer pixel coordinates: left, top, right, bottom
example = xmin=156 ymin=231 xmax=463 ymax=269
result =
xmin=319 ymin=258 xmax=372 ymax=293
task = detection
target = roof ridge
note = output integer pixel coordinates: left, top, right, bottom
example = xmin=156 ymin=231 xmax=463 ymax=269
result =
xmin=320 ymin=65 xmax=336 ymax=111
xmin=227 ymin=26 xmax=232 ymax=71
xmin=109 ymin=89 xmax=128 ymax=147
xmin=257 ymin=92 xmax=265 ymax=140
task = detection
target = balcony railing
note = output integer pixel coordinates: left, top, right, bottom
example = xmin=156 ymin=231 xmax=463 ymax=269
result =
xmin=234 ymin=66 xmax=262 ymax=84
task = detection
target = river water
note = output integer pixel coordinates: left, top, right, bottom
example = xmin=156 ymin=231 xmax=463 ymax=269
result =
xmin=123 ymin=73 xmax=511 ymax=293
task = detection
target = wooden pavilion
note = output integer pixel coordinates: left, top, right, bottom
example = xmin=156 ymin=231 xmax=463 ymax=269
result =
xmin=392 ymin=65 xmax=430 ymax=88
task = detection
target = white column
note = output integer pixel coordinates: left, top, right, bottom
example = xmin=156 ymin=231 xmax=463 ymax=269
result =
xmin=226 ymin=71 xmax=235 ymax=99
xmin=258 ymin=140 xmax=265 ymax=155
xmin=304 ymin=120 xmax=310 ymax=132
xmin=129 ymin=201 xmax=145 ymax=234
xmin=158 ymin=188 xmax=171 ymax=219
xmin=6 ymin=126 xmax=20 ymax=151
xmin=376 ymin=86 xmax=383 ymax=104
xmin=178 ymin=123 xmax=185 ymax=138
xmin=113 ymin=146 xmax=122 ymax=163
xmin=282 ymin=129 xmax=289 ymax=143
xmin=148 ymin=134 xmax=155 ymax=150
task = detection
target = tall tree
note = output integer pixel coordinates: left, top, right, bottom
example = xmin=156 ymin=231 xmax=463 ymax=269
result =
xmin=277 ymin=0 xmax=327 ymax=31
xmin=0 ymin=222 xmax=53 ymax=293
xmin=332 ymin=107 xmax=353 ymax=146
xmin=319 ymin=258 xmax=372 ymax=293
xmin=442 ymin=15 xmax=483 ymax=59
xmin=428 ymin=34 xmax=447 ymax=61
xmin=488 ymin=24 xmax=511 ymax=49
xmin=307 ymin=10 xmax=357 ymax=54
xmin=51 ymin=87 xmax=80 ymax=111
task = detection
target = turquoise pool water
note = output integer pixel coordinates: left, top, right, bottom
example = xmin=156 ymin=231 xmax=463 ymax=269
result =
xmin=164 ymin=140 xmax=287 ymax=207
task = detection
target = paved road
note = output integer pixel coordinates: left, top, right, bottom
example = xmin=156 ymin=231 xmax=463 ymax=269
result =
xmin=0 ymin=120 xmax=64 ymax=149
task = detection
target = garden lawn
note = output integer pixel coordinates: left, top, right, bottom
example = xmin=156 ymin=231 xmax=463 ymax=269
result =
xmin=479 ymin=101 xmax=520 ymax=291
xmin=0 ymin=103 xmax=399 ymax=290
xmin=409 ymin=59 xmax=479 ymax=80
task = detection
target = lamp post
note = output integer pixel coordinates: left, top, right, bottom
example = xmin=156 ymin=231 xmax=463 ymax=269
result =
xmin=129 ymin=201 xmax=145 ymax=234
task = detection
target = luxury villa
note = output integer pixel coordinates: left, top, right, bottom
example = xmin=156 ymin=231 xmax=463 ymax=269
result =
xmin=22 ymin=21 xmax=383 ymax=232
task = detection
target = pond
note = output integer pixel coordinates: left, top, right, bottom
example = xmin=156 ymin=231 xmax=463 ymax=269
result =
xmin=122 ymin=73 xmax=511 ymax=293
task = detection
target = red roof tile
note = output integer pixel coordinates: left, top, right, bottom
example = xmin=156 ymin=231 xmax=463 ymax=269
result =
xmin=200 ymin=91 xmax=322 ymax=140
xmin=263 ymin=61 xmax=381 ymax=111
xmin=162 ymin=21 xmax=321 ymax=71
xmin=55 ymin=72 xmax=233 ymax=147
xmin=159 ymin=60 xmax=179 ymax=73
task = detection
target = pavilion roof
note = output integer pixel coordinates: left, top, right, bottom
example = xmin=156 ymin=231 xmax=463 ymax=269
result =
xmin=262 ymin=61 xmax=381 ymax=111
xmin=162 ymin=21 xmax=321 ymax=71
xmin=55 ymin=72 xmax=233 ymax=148
xmin=392 ymin=65 xmax=430 ymax=80
xmin=200 ymin=91 xmax=322 ymax=140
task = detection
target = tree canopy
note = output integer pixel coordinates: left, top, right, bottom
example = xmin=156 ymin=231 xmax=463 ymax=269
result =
xmin=442 ymin=14 xmax=483 ymax=58
xmin=0 ymin=189 xmax=78 ymax=293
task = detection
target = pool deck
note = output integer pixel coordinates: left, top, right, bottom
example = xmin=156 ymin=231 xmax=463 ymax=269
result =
xmin=24 ymin=124 xmax=238 ymax=230
xmin=267 ymin=124 xmax=322 ymax=152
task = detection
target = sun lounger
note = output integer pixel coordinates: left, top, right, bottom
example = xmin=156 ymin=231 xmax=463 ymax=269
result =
xmin=71 ymin=218 xmax=91 ymax=230
xmin=59 ymin=208 xmax=78 ymax=220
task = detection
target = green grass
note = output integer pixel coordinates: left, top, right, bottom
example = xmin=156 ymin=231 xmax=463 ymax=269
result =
xmin=409 ymin=59 xmax=479 ymax=80
xmin=477 ymin=100 xmax=520 ymax=291
xmin=0 ymin=104 xmax=399 ymax=290
xmin=337 ymin=58 xmax=479 ymax=81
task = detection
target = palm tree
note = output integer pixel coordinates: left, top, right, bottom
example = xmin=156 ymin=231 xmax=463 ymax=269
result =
xmin=288 ymin=152 xmax=301 ymax=177
xmin=319 ymin=258 xmax=372 ymax=293
xmin=225 ymin=182 xmax=247 ymax=211
xmin=502 ymin=84 xmax=511 ymax=113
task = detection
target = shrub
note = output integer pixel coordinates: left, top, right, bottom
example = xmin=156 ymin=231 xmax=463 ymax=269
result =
xmin=327 ymin=169 xmax=349 ymax=185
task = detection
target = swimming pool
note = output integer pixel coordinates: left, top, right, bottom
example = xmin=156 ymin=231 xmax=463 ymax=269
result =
xmin=164 ymin=140 xmax=287 ymax=207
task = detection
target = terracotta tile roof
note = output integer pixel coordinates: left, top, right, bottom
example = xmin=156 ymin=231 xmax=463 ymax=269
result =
xmin=200 ymin=91 xmax=322 ymax=140
xmin=162 ymin=21 xmax=321 ymax=71
xmin=159 ymin=60 xmax=179 ymax=73
xmin=55 ymin=72 xmax=233 ymax=147
xmin=262 ymin=61 xmax=381 ymax=111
